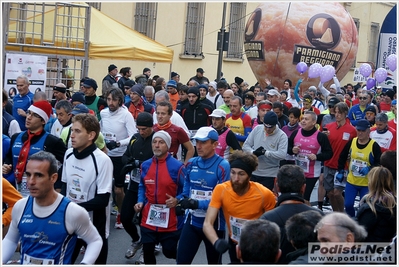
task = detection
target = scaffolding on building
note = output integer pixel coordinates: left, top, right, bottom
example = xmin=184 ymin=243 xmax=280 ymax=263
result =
xmin=2 ymin=2 xmax=91 ymax=99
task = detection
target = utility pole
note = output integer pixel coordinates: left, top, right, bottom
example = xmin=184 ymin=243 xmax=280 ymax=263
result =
xmin=216 ymin=2 xmax=227 ymax=82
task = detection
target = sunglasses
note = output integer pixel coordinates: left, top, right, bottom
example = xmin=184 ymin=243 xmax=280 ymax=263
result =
xmin=359 ymin=97 xmax=368 ymax=100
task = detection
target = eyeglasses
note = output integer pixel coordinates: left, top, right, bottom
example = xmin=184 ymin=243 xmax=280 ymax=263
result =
xmin=26 ymin=111 xmax=42 ymax=119
xmin=359 ymin=97 xmax=368 ymax=100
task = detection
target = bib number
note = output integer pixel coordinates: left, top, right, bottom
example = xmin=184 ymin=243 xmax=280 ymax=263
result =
xmin=350 ymin=159 xmax=368 ymax=177
xmin=130 ymin=168 xmax=141 ymax=184
xmin=23 ymin=254 xmax=54 ymax=265
xmin=146 ymin=204 xmax=170 ymax=228
xmin=229 ymin=216 xmax=249 ymax=243
xmin=295 ymin=154 xmax=310 ymax=173
xmin=190 ymin=189 xmax=212 ymax=217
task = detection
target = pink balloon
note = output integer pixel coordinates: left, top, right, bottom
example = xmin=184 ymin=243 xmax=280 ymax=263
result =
xmin=359 ymin=63 xmax=372 ymax=78
xmin=375 ymin=67 xmax=388 ymax=83
xmin=366 ymin=77 xmax=376 ymax=90
xmin=386 ymin=54 xmax=397 ymax=72
xmin=308 ymin=63 xmax=322 ymax=79
xmin=296 ymin=62 xmax=308 ymax=74
xmin=320 ymin=65 xmax=335 ymax=83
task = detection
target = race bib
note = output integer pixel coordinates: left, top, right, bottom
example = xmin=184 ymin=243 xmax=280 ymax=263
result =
xmin=190 ymin=189 xmax=212 ymax=217
xmin=350 ymin=159 xmax=368 ymax=177
xmin=230 ymin=216 xmax=249 ymax=243
xmin=146 ymin=204 xmax=170 ymax=228
xmin=67 ymin=179 xmax=87 ymax=203
xmin=130 ymin=168 xmax=141 ymax=184
xmin=23 ymin=254 xmax=54 ymax=265
xmin=342 ymin=132 xmax=350 ymax=140
xmin=295 ymin=154 xmax=310 ymax=173
xmin=18 ymin=175 xmax=30 ymax=198
xmin=104 ymin=132 xmax=116 ymax=142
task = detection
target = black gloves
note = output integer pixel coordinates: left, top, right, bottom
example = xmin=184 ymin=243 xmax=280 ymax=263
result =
xmin=179 ymin=197 xmax=199 ymax=210
xmin=121 ymin=159 xmax=140 ymax=175
xmin=214 ymin=238 xmax=229 ymax=254
xmin=106 ymin=140 xmax=118 ymax=150
xmin=175 ymin=203 xmax=185 ymax=216
xmin=253 ymin=146 xmax=265 ymax=157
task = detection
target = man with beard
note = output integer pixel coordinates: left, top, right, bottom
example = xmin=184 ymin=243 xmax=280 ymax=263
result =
xmin=203 ymin=150 xmax=276 ymax=263
xmin=100 ymin=88 xmax=137 ymax=229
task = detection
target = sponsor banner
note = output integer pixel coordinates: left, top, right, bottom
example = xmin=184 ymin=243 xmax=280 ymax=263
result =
xmin=4 ymin=53 xmax=47 ymax=98
xmin=376 ymin=33 xmax=397 ymax=89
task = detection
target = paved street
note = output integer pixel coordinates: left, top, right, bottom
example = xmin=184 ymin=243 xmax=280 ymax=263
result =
xmin=6 ymin=182 xmax=349 ymax=265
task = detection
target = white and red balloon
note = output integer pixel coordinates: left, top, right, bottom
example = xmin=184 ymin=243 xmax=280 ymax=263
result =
xmin=244 ymin=2 xmax=359 ymax=90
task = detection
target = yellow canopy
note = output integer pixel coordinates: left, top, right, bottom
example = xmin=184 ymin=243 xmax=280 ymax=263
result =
xmin=6 ymin=3 xmax=174 ymax=63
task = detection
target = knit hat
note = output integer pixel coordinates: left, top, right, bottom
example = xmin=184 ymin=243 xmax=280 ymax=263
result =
xmin=71 ymin=92 xmax=85 ymax=104
xmin=263 ymin=111 xmax=278 ymax=128
xmin=171 ymin=72 xmax=179 ymax=79
xmin=384 ymin=89 xmax=395 ymax=100
xmin=153 ymin=130 xmax=171 ymax=149
xmin=136 ymin=112 xmax=153 ymax=127
xmin=124 ymin=80 xmax=135 ymax=88
xmin=82 ymin=78 xmax=98 ymax=90
xmin=208 ymin=81 xmax=217 ymax=90
xmin=131 ymin=84 xmax=143 ymax=96
xmin=53 ymin=83 xmax=67 ymax=93
xmin=188 ymin=86 xmax=200 ymax=98
xmin=196 ymin=68 xmax=205 ymax=74
xmin=166 ymin=80 xmax=177 ymax=89
xmin=235 ymin=76 xmax=244 ymax=85
xmin=365 ymin=105 xmax=377 ymax=115
xmin=28 ymin=100 xmax=52 ymax=123
xmin=108 ymin=64 xmax=117 ymax=72
xmin=198 ymin=84 xmax=209 ymax=93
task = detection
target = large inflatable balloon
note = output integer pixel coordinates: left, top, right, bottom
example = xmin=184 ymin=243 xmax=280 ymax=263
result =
xmin=244 ymin=2 xmax=358 ymax=92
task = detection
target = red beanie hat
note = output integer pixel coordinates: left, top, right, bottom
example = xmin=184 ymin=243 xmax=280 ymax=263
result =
xmin=28 ymin=100 xmax=52 ymax=123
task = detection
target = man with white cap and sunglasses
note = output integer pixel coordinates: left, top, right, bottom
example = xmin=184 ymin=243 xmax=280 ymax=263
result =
xmin=134 ymin=130 xmax=186 ymax=264
xmin=176 ymin=126 xmax=230 ymax=264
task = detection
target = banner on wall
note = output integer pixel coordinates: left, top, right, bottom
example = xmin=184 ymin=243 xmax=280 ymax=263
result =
xmin=4 ymin=53 xmax=47 ymax=99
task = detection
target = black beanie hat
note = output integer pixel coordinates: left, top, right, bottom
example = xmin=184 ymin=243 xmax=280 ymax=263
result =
xmin=136 ymin=112 xmax=153 ymax=127
xmin=188 ymin=86 xmax=200 ymax=98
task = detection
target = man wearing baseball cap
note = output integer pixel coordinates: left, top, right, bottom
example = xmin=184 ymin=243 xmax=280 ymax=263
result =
xmin=337 ymin=119 xmax=382 ymax=218
xmin=187 ymin=67 xmax=210 ymax=85
xmin=3 ymin=100 xmax=67 ymax=193
xmin=243 ymin=111 xmax=288 ymax=191
xmin=134 ymin=130 xmax=186 ymax=264
xmin=102 ymin=64 xmax=118 ymax=88
xmin=176 ymin=127 xmax=230 ymax=264
xmin=209 ymin=109 xmax=241 ymax=159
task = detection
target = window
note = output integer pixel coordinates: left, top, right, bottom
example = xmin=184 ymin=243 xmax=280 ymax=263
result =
xmin=183 ymin=3 xmax=206 ymax=56
xmin=368 ymin=22 xmax=379 ymax=65
xmin=134 ymin=3 xmax=157 ymax=39
xmin=352 ymin=18 xmax=360 ymax=67
xmin=227 ymin=3 xmax=246 ymax=59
